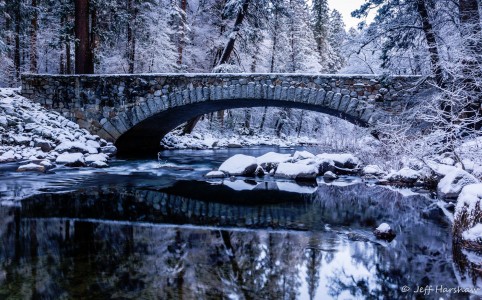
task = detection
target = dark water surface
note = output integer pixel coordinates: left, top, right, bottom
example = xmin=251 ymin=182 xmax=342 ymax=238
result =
xmin=0 ymin=147 xmax=481 ymax=299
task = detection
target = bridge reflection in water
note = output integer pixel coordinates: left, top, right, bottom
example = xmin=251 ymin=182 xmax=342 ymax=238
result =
xmin=0 ymin=182 xmax=477 ymax=299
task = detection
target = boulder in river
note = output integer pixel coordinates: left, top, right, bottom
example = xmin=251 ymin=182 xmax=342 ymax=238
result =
xmin=17 ymin=163 xmax=46 ymax=173
xmin=323 ymin=171 xmax=338 ymax=180
xmin=219 ymin=154 xmax=258 ymax=176
xmin=373 ymin=223 xmax=396 ymax=242
xmin=205 ymin=170 xmax=226 ymax=178
xmin=275 ymin=163 xmax=318 ymax=181
xmin=55 ymin=152 xmax=86 ymax=167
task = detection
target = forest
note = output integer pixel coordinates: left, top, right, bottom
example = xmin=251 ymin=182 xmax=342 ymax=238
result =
xmin=0 ymin=0 xmax=481 ymax=160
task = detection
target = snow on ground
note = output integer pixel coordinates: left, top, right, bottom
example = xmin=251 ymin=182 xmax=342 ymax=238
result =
xmin=161 ymin=130 xmax=318 ymax=150
xmin=0 ymin=88 xmax=116 ymax=170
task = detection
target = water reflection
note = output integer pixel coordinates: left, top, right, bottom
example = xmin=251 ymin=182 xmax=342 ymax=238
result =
xmin=0 ymin=182 xmax=477 ymax=299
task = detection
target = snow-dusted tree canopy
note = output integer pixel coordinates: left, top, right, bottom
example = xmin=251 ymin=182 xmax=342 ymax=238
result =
xmin=0 ymin=0 xmax=480 ymax=158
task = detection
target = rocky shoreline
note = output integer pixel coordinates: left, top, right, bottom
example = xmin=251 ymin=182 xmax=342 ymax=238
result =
xmin=0 ymin=89 xmax=116 ymax=172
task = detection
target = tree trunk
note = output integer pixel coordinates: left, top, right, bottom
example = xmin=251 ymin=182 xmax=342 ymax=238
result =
xmin=74 ymin=0 xmax=94 ymax=74
xmin=259 ymin=106 xmax=268 ymax=133
xmin=127 ymin=0 xmax=136 ymax=74
xmin=177 ymin=0 xmax=187 ymax=67
xmin=182 ymin=116 xmax=202 ymax=135
xmin=14 ymin=0 xmax=21 ymax=80
xmin=296 ymin=110 xmax=304 ymax=137
xmin=415 ymin=0 xmax=443 ymax=86
xmin=459 ymin=0 xmax=482 ymax=129
xmin=29 ymin=0 xmax=38 ymax=73
xmin=183 ymin=0 xmax=250 ymax=135
xmin=90 ymin=6 xmax=97 ymax=68
xmin=218 ymin=0 xmax=250 ymax=65
xmin=459 ymin=0 xmax=482 ymax=75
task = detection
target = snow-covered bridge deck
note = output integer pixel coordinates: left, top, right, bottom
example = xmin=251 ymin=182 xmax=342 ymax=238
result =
xmin=21 ymin=73 xmax=433 ymax=155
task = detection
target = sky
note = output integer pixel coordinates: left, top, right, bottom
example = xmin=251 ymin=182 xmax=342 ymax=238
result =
xmin=327 ymin=0 xmax=375 ymax=29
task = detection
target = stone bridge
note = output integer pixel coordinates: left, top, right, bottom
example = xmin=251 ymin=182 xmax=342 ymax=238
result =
xmin=21 ymin=73 xmax=434 ymax=155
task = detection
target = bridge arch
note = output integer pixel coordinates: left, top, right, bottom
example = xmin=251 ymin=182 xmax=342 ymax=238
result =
xmin=21 ymin=73 xmax=431 ymax=156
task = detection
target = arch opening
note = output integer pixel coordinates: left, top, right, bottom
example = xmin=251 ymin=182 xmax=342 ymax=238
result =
xmin=115 ymin=99 xmax=370 ymax=157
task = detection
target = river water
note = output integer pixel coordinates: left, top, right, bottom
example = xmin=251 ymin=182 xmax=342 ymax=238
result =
xmin=0 ymin=147 xmax=480 ymax=299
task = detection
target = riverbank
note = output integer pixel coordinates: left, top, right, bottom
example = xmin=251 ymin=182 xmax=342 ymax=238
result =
xmin=0 ymin=88 xmax=116 ymax=171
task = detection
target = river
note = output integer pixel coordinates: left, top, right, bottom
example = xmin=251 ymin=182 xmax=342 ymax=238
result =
xmin=0 ymin=147 xmax=479 ymax=299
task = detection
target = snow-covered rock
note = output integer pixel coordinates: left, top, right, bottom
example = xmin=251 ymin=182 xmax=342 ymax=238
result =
xmin=437 ymin=169 xmax=479 ymax=199
xmin=0 ymin=89 xmax=116 ymax=166
xmin=17 ymin=163 xmax=46 ymax=173
xmin=385 ymin=167 xmax=420 ymax=184
xmin=256 ymin=152 xmax=291 ymax=171
xmin=0 ymin=150 xmax=15 ymax=163
xmin=219 ymin=154 xmax=258 ymax=176
xmin=55 ymin=153 xmax=86 ymax=167
xmin=462 ymin=224 xmax=482 ymax=243
xmin=373 ymin=223 xmax=396 ymax=241
xmin=90 ymin=160 xmax=109 ymax=168
xmin=55 ymin=141 xmax=92 ymax=154
xmin=101 ymin=145 xmax=117 ymax=157
xmin=316 ymin=153 xmax=360 ymax=169
xmin=39 ymin=160 xmax=54 ymax=170
xmin=454 ymin=184 xmax=482 ymax=248
xmin=362 ymin=165 xmax=385 ymax=176
xmin=292 ymin=150 xmax=315 ymax=161
xmin=275 ymin=163 xmax=318 ymax=180
xmin=85 ymin=153 xmax=109 ymax=164
xmin=205 ymin=170 xmax=226 ymax=178
xmin=376 ymin=223 xmax=391 ymax=233
xmin=323 ymin=171 xmax=338 ymax=180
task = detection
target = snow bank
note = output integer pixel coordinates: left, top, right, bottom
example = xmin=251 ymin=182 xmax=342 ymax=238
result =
xmin=0 ymin=88 xmax=116 ymax=168
xmin=437 ymin=169 xmax=479 ymax=199
xmin=218 ymin=154 xmax=258 ymax=176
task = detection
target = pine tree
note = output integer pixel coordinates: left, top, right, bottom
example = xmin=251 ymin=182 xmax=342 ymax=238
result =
xmin=326 ymin=9 xmax=346 ymax=73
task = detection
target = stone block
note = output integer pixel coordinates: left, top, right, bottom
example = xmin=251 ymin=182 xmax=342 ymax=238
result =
xmin=315 ymin=89 xmax=326 ymax=105
xmin=324 ymin=91 xmax=334 ymax=106
xmin=345 ymin=98 xmax=359 ymax=115
xmin=331 ymin=93 xmax=342 ymax=109
xmin=183 ymin=90 xmax=191 ymax=104
xmin=274 ymin=86 xmax=282 ymax=99
xmin=247 ymin=82 xmax=255 ymax=98
xmin=339 ymin=95 xmax=351 ymax=112
xmin=280 ymin=87 xmax=288 ymax=100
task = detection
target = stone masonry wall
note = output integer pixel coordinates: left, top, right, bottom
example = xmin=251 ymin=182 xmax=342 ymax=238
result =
xmin=21 ymin=73 xmax=431 ymax=145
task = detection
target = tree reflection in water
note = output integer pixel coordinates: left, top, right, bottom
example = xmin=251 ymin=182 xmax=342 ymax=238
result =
xmin=0 ymin=182 xmax=479 ymax=299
